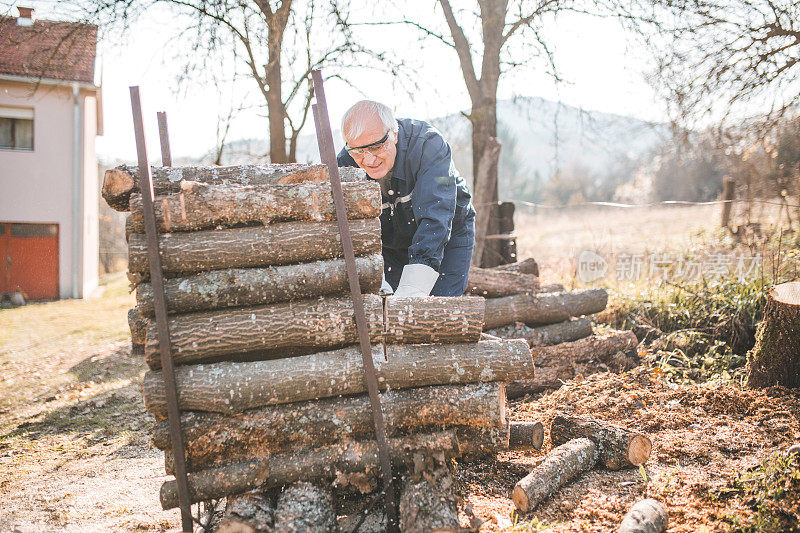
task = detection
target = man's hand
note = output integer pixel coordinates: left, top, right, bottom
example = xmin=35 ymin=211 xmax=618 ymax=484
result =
xmin=393 ymin=264 xmax=439 ymax=298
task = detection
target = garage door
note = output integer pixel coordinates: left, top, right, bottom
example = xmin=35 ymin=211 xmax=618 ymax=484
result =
xmin=1 ymin=222 xmax=59 ymax=300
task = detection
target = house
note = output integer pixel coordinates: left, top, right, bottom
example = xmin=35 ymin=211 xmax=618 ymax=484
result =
xmin=0 ymin=7 xmax=102 ymax=300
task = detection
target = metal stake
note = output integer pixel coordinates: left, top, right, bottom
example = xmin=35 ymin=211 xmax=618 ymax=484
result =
xmin=311 ymin=70 xmax=399 ymax=532
xmin=129 ymin=86 xmax=193 ymax=533
xmin=157 ymin=111 xmax=172 ymax=167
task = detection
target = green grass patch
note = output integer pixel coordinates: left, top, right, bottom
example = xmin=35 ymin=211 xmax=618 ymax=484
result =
xmin=713 ymin=451 xmax=800 ymax=532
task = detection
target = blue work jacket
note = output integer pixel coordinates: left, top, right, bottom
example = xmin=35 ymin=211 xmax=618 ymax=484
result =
xmin=337 ymin=118 xmax=475 ymax=272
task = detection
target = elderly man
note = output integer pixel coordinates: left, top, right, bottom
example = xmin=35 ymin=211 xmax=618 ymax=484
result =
xmin=337 ymin=100 xmax=475 ymax=297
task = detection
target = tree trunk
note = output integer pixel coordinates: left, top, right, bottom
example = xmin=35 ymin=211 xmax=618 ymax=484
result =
xmin=136 ymin=254 xmax=383 ymax=317
xmin=746 ymin=281 xmax=800 ymax=388
xmin=101 ymin=163 xmax=334 ymax=211
xmin=151 ymin=383 xmax=506 ymax=465
xmin=550 ymin=414 xmax=652 ymax=470
xmin=509 ymin=421 xmax=544 ymax=451
xmin=511 ymin=438 xmax=598 ymax=513
xmin=495 ymin=258 xmax=539 ymax=277
xmin=143 ymin=295 xmax=485 ymax=369
xmin=272 ymin=482 xmax=338 ymax=533
xmin=128 ymin=180 xmax=380 ymax=233
xmin=486 ymin=317 xmax=592 ymax=346
xmin=466 ymin=265 xmax=539 ymax=297
xmin=128 ymin=218 xmax=381 ymax=278
xmin=472 ymin=137 xmax=502 ymax=266
xmin=160 ymin=431 xmax=457 ymax=509
xmin=399 ymin=472 xmax=460 ymax=533
xmin=218 ymin=490 xmax=275 ymax=533
xmin=506 ymin=330 xmax=639 ymax=397
xmin=619 ymin=498 xmax=668 ymax=533
xmin=143 ymin=339 xmax=532 ymax=416
xmin=483 ymin=289 xmax=608 ymax=329
xmin=128 ymin=307 xmax=146 ymax=351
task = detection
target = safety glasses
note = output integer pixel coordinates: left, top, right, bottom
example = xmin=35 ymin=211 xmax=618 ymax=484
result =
xmin=345 ymin=131 xmax=390 ymax=158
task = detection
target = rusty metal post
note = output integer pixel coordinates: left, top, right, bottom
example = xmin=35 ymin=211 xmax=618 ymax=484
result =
xmin=129 ymin=87 xmax=193 ymax=532
xmin=310 ymin=71 xmax=399 ymax=532
xmin=157 ymin=111 xmax=172 ymax=167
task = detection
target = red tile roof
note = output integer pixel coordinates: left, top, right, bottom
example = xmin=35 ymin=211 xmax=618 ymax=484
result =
xmin=0 ymin=16 xmax=97 ymax=84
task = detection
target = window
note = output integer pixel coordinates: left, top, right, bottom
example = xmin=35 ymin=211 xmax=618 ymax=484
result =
xmin=0 ymin=106 xmax=34 ymax=150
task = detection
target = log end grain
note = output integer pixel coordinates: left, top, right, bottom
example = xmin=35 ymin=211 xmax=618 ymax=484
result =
xmin=101 ymin=167 xmax=135 ymax=211
xmin=627 ymin=435 xmax=653 ymax=468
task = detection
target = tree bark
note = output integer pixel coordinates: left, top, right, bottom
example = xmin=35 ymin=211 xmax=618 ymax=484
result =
xmin=506 ymin=330 xmax=639 ymax=398
xmin=399 ymin=472 xmax=460 ymax=533
xmin=160 ymin=431 xmax=457 ymax=509
xmin=486 ymin=317 xmax=593 ymax=346
xmin=511 ymin=438 xmax=598 ymax=513
xmin=101 ymin=163 xmax=337 ymax=211
xmin=151 ymin=383 xmax=506 ymax=465
xmin=382 ymin=296 xmax=485 ymax=344
xmin=143 ymin=295 xmax=485 ymax=369
xmin=472 ymin=137 xmax=502 ymax=266
xmin=128 ymin=179 xmax=380 ymax=233
xmin=495 ymin=258 xmax=539 ymax=277
xmin=619 ymin=498 xmax=668 ymax=533
xmin=272 ymin=482 xmax=338 ymax=533
xmin=509 ymin=421 xmax=544 ymax=451
xmin=218 ymin=490 xmax=275 ymax=533
xmin=466 ymin=265 xmax=539 ymax=297
xmin=550 ymin=414 xmax=652 ymax=470
xmin=483 ymin=289 xmax=608 ymax=329
xmin=128 ymin=218 xmax=381 ymax=278
xmin=143 ymin=339 xmax=533 ymax=416
xmin=128 ymin=307 xmax=146 ymax=351
xmin=746 ymin=281 xmax=800 ymax=388
xmin=136 ymin=254 xmax=383 ymax=317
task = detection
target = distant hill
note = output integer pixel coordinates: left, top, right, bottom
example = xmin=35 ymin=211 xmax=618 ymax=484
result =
xmin=205 ymin=96 xmax=670 ymax=203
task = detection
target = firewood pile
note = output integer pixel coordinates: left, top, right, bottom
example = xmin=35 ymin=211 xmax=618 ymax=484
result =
xmin=472 ymin=258 xmax=639 ymax=397
xmin=103 ymin=163 xmax=544 ymax=531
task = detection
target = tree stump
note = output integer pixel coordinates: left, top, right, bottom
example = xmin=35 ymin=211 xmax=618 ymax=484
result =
xmin=746 ymin=281 xmax=800 ymax=388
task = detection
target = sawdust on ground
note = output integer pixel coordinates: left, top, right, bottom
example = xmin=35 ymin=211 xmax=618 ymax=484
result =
xmin=456 ymin=368 xmax=800 ymax=532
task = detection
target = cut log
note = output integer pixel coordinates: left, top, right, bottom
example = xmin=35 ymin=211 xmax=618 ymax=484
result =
xmin=455 ymin=424 xmax=511 ymax=460
xmin=618 ymin=498 xmax=668 ymax=533
xmin=272 ymin=482 xmax=338 ymax=533
xmin=512 ymin=438 xmax=598 ymax=513
xmin=506 ymin=330 xmax=639 ymax=398
xmin=101 ymin=163 xmax=351 ymax=211
xmin=550 ymin=414 xmax=651 ymax=470
xmin=128 ymin=179 xmax=380 ymax=233
xmin=509 ymin=421 xmax=544 ymax=450
xmin=383 ymin=296 xmax=485 ymax=344
xmin=495 ymin=258 xmax=539 ymax=276
xmin=541 ymin=283 xmax=566 ymax=293
xmin=746 ymin=281 xmax=800 ymax=388
xmin=128 ymin=307 xmax=147 ymax=349
xmin=466 ymin=265 xmax=540 ymax=297
xmin=151 ymin=383 xmax=506 ymax=464
xmin=143 ymin=295 xmax=485 ymax=369
xmin=128 ymin=218 xmax=381 ymax=278
xmin=160 ymin=431 xmax=457 ymax=509
xmin=483 ymin=289 xmax=608 ymax=329
xmin=159 ymin=458 xmax=271 ymax=510
xmin=486 ymin=317 xmax=593 ymax=346
xmin=143 ymin=339 xmax=532 ymax=415
xmin=217 ymin=490 xmax=275 ymax=533
xmin=136 ymin=254 xmax=383 ymax=317
xmin=399 ymin=472 xmax=460 ymax=533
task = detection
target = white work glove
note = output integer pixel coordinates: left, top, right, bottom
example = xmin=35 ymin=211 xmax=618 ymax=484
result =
xmin=380 ymin=273 xmax=394 ymax=296
xmin=393 ymin=264 xmax=439 ymax=298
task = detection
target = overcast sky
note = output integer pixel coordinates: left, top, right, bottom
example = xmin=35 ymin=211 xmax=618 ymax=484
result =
xmin=5 ymin=1 xmax=668 ymax=163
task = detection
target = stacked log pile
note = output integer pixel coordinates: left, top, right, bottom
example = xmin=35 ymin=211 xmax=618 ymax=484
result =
xmin=467 ymin=258 xmax=637 ymax=396
xmin=103 ymin=163 xmax=536 ymax=530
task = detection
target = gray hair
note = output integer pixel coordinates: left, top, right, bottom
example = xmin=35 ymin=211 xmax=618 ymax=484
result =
xmin=342 ymin=100 xmax=398 ymax=143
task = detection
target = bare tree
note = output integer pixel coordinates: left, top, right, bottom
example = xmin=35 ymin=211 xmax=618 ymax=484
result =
xmin=84 ymin=0 xmax=399 ymax=163
xmin=627 ymin=0 xmax=800 ymax=131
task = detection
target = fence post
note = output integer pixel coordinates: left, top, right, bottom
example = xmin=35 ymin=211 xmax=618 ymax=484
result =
xmin=721 ymin=176 xmax=735 ymax=229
